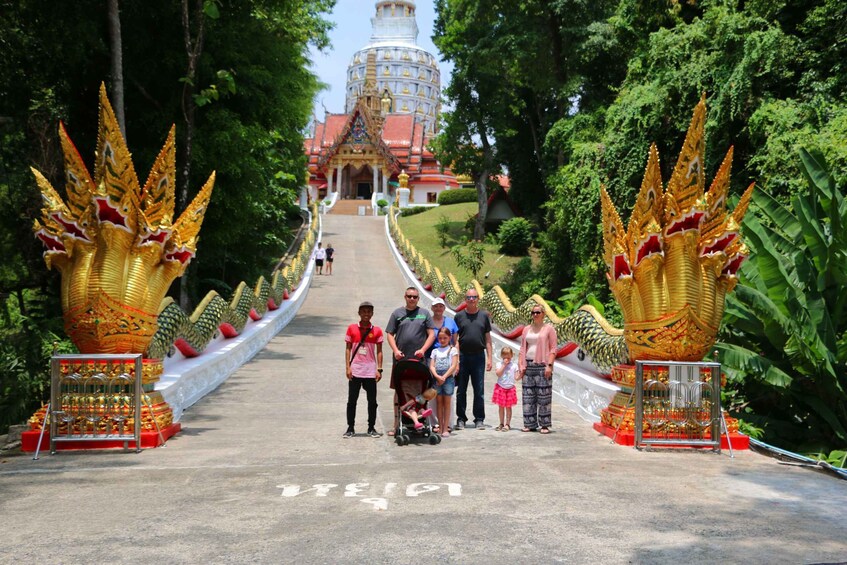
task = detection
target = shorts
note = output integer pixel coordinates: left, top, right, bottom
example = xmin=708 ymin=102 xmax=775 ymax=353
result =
xmin=491 ymin=383 xmax=517 ymax=407
xmin=327 ymin=258 xmax=333 ymax=262
xmin=315 ymin=259 xmax=324 ymax=266
xmin=435 ymin=376 xmax=455 ymax=396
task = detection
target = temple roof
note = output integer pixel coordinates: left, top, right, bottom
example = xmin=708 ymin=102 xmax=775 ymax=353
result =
xmin=305 ymin=100 xmax=458 ymax=188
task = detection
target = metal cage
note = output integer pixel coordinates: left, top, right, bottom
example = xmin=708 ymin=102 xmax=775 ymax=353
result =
xmin=48 ymin=354 xmax=143 ymax=454
xmin=634 ymin=360 xmax=722 ymax=452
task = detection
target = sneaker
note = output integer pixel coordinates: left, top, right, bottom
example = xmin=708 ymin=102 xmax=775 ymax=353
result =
xmin=455 ymin=420 xmax=465 ymax=430
xmin=475 ymin=420 xmax=486 ymax=430
xmin=343 ymin=428 xmax=355 ymax=438
xmin=367 ymin=428 xmax=381 ymax=438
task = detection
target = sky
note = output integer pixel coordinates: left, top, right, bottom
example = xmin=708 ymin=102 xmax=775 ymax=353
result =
xmin=308 ymin=0 xmax=453 ymax=118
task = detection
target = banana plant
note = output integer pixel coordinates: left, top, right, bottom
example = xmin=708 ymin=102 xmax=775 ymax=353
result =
xmin=717 ymin=148 xmax=847 ymax=452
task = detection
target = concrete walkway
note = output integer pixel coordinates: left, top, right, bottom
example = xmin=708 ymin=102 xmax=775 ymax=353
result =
xmin=1 ymin=214 xmax=846 ymax=564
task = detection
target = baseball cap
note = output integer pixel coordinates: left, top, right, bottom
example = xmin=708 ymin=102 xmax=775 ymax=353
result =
xmin=358 ymin=301 xmax=374 ymax=309
xmin=431 ymin=297 xmax=445 ymax=307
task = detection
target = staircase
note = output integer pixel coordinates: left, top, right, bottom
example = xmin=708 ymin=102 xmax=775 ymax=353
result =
xmin=330 ymin=198 xmax=372 ymax=216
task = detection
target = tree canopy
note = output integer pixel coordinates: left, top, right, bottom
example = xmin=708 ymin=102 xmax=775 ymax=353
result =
xmin=0 ymin=0 xmax=335 ymax=433
xmin=434 ymin=0 xmax=847 ymax=302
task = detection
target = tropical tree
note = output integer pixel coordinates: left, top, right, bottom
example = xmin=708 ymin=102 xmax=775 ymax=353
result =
xmin=0 ymin=0 xmax=335 ymax=433
xmin=717 ymin=149 xmax=847 ymax=452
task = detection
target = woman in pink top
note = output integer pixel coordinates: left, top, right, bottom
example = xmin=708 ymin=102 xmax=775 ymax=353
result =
xmin=517 ymin=306 xmax=558 ymax=434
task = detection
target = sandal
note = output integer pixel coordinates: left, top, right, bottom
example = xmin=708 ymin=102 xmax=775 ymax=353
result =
xmin=540 ymin=427 xmax=551 ymax=434
xmin=521 ymin=427 xmax=537 ymax=433
xmin=387 ymin=430 xmax=395 ymax=437
xmin=503 ymin=425 xmax=510 ymax=432
xmin=495 ymin=425 xmax=504 ymax=431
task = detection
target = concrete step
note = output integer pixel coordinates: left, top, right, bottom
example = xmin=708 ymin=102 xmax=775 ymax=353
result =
xmin=330 ymin=199 xmax=372 ymax=215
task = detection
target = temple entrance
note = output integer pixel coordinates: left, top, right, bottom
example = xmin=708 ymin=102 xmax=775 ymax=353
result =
xmin=357 ymin=182 xmax=372 ymax=199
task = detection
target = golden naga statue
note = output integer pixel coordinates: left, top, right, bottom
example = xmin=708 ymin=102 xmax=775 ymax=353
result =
xmin=601 ymin=97 xmax=754 ymax=362
xmin=32 ymin=84 xmax=215 ymax=354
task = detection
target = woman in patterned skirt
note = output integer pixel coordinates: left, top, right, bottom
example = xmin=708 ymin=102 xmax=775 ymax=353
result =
xmin=517 ymin=306 xmax=558 ymax=434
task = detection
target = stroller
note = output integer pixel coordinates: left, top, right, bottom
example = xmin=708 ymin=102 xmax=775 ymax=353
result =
xmin=392 ymin=359 xmax=442 ymax=446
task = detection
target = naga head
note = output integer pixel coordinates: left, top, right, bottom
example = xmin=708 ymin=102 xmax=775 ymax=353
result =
xmin=32 ymin=84 xmax=215 ymax=354
xmin=601 ymin=96 xmax=754 ymax=362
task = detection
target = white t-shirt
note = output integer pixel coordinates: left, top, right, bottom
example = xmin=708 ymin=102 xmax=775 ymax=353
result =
xmin=496 ymin=361 xmax=517 ymax=389
xmin=430 ymin=345 xmax=458 ymax=377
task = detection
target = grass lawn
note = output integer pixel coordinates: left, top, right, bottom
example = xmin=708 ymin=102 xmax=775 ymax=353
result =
xmin=396 ymin=202 xmax=537 ymax=287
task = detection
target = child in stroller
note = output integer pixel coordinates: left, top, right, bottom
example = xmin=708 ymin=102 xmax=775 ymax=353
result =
xmin=391 ymin=359 xmax=442 ymax=445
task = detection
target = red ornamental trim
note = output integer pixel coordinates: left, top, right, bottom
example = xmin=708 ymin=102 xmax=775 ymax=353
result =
xmin=556 ymin=342 xmax=578 ymax=358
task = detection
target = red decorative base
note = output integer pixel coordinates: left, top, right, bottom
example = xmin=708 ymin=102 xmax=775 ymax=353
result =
xmin=20 ymin=423 xmax=181 ymax=452
xmin=593 ymin=422 xmax=750 ymax=450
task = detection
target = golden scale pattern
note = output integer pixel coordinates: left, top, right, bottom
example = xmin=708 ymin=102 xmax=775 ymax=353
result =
xmin=146 ymin=209 xmax=318 ymax=359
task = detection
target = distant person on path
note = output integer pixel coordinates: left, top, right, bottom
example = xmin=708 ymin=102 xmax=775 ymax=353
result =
xmin=454 ymin=287 xmax=493 ymax=430
xmin=427 ymin=296 xmax=458 ymax=433
xmin=313 ymin=242 xmax=327 ymax=275
xmin=429 ymin=326 xmax=459 ymax=438
xmin=385 ymin=287 xmax=436 ymax=435
xmin=325 ymin=243 xmax=334 ymax=275
xmin=492 ymin=346 xmax=518 ymax=431
xmin=344 ymin=301 xmax=384 ymax=438
xmin=517 ymin=306 xmax=558 ymax=434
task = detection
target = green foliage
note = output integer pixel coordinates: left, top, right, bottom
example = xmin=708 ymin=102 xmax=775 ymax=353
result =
xmin=499 ymin=256 xmax=547 ymax=306
xmin=376 ymin=199 xmax=389 ymax=208
xmin=463 ymin=212 xmax=477 ymax=235
xmin=808 ymin=450 xmax=847 ymax=469
xmin=451 ymin=240 xmax=486 ymax=281
xmin=435 ymin=215 xmax=451 ymax=248
xmin=551 ymin=261 xmax=621 ymax=326
xmin=539 ymin=1 xmax=847 ymax=309
xmin=747 ymin=98 xmax=847 ymax=201
xmin=436 ymin=188 xmax=477 ymax=205
xmin=496 ymin=217 xmax=533 ymax=255
xmin=399 ymin=206 xmax=429 ymax=217
xmin=0 ymin=292 xmax=75 ymax=434
xmin=0 ymin=0 xmax=335 ymax=423
xmin=541 ymin=136 xmax=606 ymax=296
xmin=735 ymin=419 xmax=765 ymax=440
xmin=398 ymin=202 xmax=530 ymax=284
xmin=193 ymin=69 xmax=237 ymax=107
xmin=717 ymin=149 xmax=847 ymax=452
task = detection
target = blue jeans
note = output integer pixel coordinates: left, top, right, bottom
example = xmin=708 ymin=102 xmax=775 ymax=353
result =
xmin=456 ymin=352 xmax=485 ymax=423
xmin=435 ymin=375 xmax=455 ymax=396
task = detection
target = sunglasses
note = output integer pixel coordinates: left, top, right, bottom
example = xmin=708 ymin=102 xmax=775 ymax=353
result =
xmin=531 ymin=311 xmax=543 ymax=315
xmin=405 ymin=295 xmax=419 ymax=299
xmin=465 ymin=295 xmax=478 ymax=300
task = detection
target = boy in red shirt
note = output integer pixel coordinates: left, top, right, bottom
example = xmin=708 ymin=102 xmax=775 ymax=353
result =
xmin=344 ymin=301 xmax=384 ymax=437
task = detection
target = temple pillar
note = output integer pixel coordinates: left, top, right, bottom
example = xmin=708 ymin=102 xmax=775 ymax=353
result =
xmin=299 ymin=185 xmax=308 ymax=209
xmin=382 ymin=170 xmax=388 ymax=195
xmin=335 ymin=164 xmax=343 ymax=195
xmin=373 ymin=165 xmax=379 ymax=197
